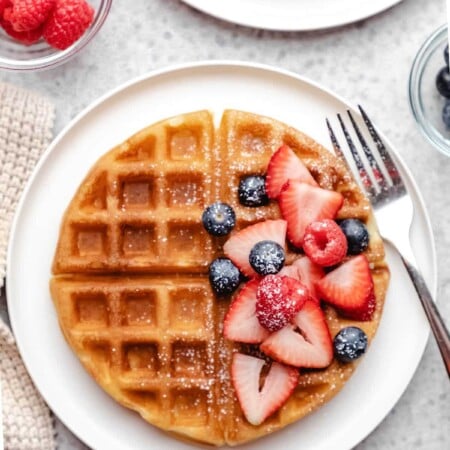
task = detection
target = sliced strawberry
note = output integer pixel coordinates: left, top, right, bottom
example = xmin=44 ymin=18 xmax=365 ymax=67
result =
xmin=279 ymin=181 xmax=344 ymax=248
xmin=278 ymin=259 xmax=325 ymax=303
xmin=231 ymin=353 xmax=299 ymax=426
xmin=315 ymin=254 xmax=375 ymax=321
xmin=266 ymin=145 xmax=317 ymax=199
xmin=292 ymin=256 xmax=325 ymax=302
xmin=255 ymin=275 xmax=308 ymax=332
xmin=278 ymin=264 xmax=301 ymax=279
xmin=260 ymin=300 xmax=333 ymax=368
xmin=223 ymin=219 xmax=287 ymax=277
xmin=223 ymin=280 xmax=270 ymax=344
xmin=337 ymin=290 xmax=376 ymax=321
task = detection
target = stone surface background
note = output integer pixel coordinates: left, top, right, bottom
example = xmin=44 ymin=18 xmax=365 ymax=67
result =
xmin=1 ymin=0 xmax=449 ymax=448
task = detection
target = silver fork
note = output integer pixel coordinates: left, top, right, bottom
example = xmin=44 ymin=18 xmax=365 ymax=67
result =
xmin=327 ymin=105 xmax=450 ymax=378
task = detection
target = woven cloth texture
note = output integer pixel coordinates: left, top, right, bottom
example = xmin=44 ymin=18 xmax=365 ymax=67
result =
xmin=0 ymin=82 xmax=55 ymax=450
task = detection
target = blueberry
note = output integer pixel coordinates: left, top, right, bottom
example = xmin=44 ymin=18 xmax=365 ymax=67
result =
xmin=238 ymin=175 xmax=269 ymax=207
xmin=445 ymin=45 xmax=449 ymax=68
xmin=333 ymin=326 xmax=368 ymax=363
xmin=209 ymin=257 xmax=241 ymax=296
xmin=202 ymin=202 xmax=236 ymax=236
xmin=443 ymin=101 xmax=450 ymax=128
xmin=436 ymin=67 xmax=450 ymax=98
xmin=338 ymin=219 xmax=369 ymax=255
xmin=249 ymin=240 xmax=285 ymax=275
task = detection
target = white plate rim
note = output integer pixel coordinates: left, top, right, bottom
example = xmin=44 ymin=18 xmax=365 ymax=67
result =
xmin=6 ymin=60 xmax=436 ymax=450
xmin=180 ymin=0 xmax=403 ymax=31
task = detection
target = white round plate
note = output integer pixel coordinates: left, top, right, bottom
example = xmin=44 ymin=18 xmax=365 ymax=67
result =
xmin=7 ymin=62 xmax=435 ymax=450
xmin=181 ymin=0 xmax=403 ymax=31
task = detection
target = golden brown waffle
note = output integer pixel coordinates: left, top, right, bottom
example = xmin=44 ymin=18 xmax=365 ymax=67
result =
xmin=50 ymin=110 xmax=389 ymax=446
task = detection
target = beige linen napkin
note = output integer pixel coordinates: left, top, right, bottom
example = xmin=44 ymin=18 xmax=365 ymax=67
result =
xmin=0 ymin=82 xmax=55 ymax=450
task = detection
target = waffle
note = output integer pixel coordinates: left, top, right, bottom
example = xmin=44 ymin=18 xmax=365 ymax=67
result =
xmin=50 ymin=110 xmax=390 ymax=446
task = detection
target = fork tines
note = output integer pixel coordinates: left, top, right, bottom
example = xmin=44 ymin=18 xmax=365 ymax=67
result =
xmin=357 ymin=106 xmax=404 ymax=191
xmin=326 ymin=105 xmax=406 ymax=204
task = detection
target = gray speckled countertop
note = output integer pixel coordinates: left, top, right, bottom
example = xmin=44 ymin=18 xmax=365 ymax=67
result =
xmin=2 ymin=0 xmax=449 ymax=449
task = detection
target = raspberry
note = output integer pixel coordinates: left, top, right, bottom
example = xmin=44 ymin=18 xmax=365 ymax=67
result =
xmin=4 ymin=0 xmax=55 ymax=32
xmin=303 ymin=219 xmax=347 ymax=267
xmin=0 ymin=16 xmax=42 ymax=44
xmin=0 ymin=0 xmax=11 ymax=17
xmin=256 ymin=275 xmax=308 ymax=332
xmin=43 ymin=0 xmax=94 ymax=50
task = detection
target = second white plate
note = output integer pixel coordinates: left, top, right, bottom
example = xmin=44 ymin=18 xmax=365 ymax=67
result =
xmin=181 ymin=0 xmax=403 ymax=31
xmin=7 ymin=62 xmax=434 ymax=450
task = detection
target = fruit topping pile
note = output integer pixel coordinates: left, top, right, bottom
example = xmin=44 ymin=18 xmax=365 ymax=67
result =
xmin=201 ymin=144 xmax=373 ymax=425
xmin=0 ymin=0 xmax=94 ymax=49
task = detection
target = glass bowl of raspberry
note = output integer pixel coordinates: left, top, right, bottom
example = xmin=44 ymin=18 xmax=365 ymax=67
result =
xmin=409 ymin=24 xmax=450 ymax=156
xmin=0 ymin=0 xmax=111 ymax=71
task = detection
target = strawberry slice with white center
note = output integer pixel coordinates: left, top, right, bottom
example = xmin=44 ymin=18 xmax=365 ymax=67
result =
xmin=277 ymin=264 xmax=301 ymax=279
xmin=223 ymin=219 xmax=287 ymax=277
xmin=315 ymin=254 xmax=375 ymax=321
xmin=266 ymin=145 xmax=318 ymax=199
xmin=278 ymin=258 xmax=324 ymax=303
xmin=293 ymin=256 xmax=325 ymax=302
xmin=231 ymin=353 xmax=299 ymax=426
xmin=260 ymin=300 xmax=333 ymax=368
xmin=279 ymin=180 xmax=344 ymax=248
xmin=223 ymin=280 xmax=270 ymax=344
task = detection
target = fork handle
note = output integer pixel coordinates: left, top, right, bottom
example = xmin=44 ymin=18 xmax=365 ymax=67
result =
xmin=401 ymin=256 xmax=450 ymax=378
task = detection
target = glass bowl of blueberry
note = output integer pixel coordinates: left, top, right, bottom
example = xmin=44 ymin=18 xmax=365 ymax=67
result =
xmin=0 ymin=0 xmax=111 ymax=71
xmin=409 ymin=24 xmax=450 ymax=156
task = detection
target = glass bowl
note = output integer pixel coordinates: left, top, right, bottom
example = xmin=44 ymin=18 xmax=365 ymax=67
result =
xmin=409 ymin=24 xmax=450 ymax=156
xmin=0 ymin=0 xmax=112 ymax=71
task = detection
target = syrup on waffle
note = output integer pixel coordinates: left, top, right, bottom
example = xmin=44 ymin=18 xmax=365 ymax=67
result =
xmin=51 ymin=110 xmax=389 ymax=446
